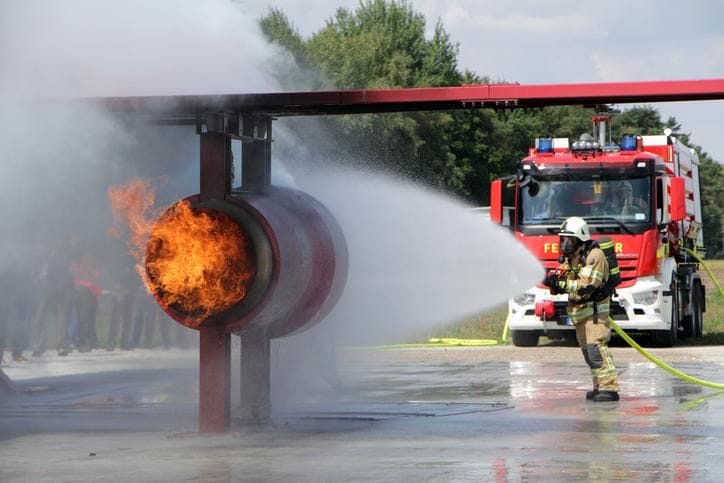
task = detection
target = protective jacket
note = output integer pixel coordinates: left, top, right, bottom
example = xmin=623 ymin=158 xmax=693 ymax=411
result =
xmin=559 ymin=243 xmax=610 ymax=324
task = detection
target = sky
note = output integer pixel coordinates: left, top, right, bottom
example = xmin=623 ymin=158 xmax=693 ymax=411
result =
xmin=239 ymin=0 xmax=724 ymax=162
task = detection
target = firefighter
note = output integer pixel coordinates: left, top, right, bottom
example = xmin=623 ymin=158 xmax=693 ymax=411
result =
xmin=543 ymin=216 xmax=620 ymax=402
xmin=605 ymin=180 xmax=647 ymax=216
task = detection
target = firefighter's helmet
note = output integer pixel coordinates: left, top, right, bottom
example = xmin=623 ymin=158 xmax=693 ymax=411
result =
xmin=559 ymin=216 xmax=590 ymax=241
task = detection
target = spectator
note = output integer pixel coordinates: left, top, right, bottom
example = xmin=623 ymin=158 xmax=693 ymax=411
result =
xmin=1 ymin=253 xmax=34 ymax=363
xmin=106 ymin=263 xmax=138 ymax=351
xmin=129 ymin=285 xmax=166 ymax=349
xmin=69 ymin=253 xmax=102 ymax=352
xmin=30 ymin=243 xmax=74 ymax=357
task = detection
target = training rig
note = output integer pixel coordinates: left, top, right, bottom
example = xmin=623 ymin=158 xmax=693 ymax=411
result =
xmin=44 ymin=78 xmax=722 ymax=431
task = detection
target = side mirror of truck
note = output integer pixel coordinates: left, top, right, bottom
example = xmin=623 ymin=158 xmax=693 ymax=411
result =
xmin=490 ymin=179 xmax=503 ymax=224
xmin=669 ymin=177 xmax=686 ymax=222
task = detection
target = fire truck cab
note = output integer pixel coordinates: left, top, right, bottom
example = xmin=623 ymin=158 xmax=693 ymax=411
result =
xmin=490 ymin=118 xmax=706 ymax=347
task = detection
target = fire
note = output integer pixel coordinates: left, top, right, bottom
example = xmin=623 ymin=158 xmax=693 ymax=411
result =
xmin=108 ymin=178 xmax=157 ymax=275
xmin=146 ymin=201 xmax=256 ymax=325
xmin=108 ymin=179 xmax=256 ymax=326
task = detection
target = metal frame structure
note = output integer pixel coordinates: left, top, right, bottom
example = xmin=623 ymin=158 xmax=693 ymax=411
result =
xmin=90 ymin=78 xmax=724 ymax=431
xmin=97 ymin=78 xmax=724 ymax=122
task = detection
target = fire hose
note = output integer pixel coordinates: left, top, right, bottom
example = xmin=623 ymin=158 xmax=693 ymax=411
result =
xmin=608 ymin=316 xmax=724 ymax=390
xmin=602 ymin=247 xmax=724 ymax=390
xmin=682 ymin=246 xmax=724 ymax=296
xmin=377 ymin=337 xmax=499 ymax=349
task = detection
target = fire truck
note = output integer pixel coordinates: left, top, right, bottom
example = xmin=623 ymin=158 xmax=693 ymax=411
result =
xmin=490 ymin=115 xmax=705 ymax=347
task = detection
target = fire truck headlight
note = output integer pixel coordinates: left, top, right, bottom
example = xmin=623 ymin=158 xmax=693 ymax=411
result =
xmin=632 ymin=290 xmax=659 ymax=306
xmin=513 ymin=292 xmax=536 ymax=306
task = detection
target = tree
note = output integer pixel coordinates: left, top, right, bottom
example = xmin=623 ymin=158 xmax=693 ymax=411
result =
xmin=259 ymin=8 xmax=324 ymax=90
xmin=262 ymin=0 xmax=469 ymax=192
xmin=612 ymin=105 xmax=664 ymax=137
xmin=697 ymin=151 xmax=724 ymax=257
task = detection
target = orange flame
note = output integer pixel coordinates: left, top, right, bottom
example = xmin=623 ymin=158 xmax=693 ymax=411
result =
xmin=107 ymin=178 xmax=256 ymax=327
xmin=107 ymin=178 xmax=157 ymax=282
xmin=146 ymin=201 xmax=256 ymax=325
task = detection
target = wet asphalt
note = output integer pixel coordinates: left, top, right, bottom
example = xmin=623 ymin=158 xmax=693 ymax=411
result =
xmin=0 ymin=347 xmax=723 ymax=482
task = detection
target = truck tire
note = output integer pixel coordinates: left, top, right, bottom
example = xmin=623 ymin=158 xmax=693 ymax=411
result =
xmin=651 ymin=279 xmax=679 ymax=347
xmin=511 ymin=330 xmax=540 ymax=347
xmin=692 ymin=280 xmax=704 ymax=338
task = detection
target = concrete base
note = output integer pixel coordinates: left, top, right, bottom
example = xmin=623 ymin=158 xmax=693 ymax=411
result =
xmin=1 ymin=346 xmax=723 ymax=481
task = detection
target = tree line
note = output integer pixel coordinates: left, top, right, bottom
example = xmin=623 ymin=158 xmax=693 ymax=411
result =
xmin=260 ymin=0 xmax=724 ymax=256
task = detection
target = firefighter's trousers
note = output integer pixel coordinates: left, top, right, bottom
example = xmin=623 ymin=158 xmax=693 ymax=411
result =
xmin=575 ymin=316 xmax=620 ymax=393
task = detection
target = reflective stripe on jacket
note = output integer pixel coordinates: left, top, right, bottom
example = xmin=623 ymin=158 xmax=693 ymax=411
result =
xmin=560 ymin=245 xmax=610 ymax=323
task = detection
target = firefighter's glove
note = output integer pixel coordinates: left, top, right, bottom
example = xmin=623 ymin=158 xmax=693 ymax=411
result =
xmin=577 ymin=284 xmax=597 ymax=299
xmin=543 ymin=274 xmax=566 ymax=294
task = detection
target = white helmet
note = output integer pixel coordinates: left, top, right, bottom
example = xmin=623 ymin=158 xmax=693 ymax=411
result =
xmin=559 ymin=216 xmax=590 ymax=241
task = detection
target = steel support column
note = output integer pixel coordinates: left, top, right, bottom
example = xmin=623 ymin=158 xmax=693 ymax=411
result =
xmin=241 ymin=115 xmax=272 ymax=191
xmin=198 ymin=128 xmax=233 ymax=432
xmin=198 ymin=326 xmax=231 ymax=432
xmin=200 ymin=131 xmax=233 ymax=200
xmin=239 ymin=327 xmax=271 ymax=422
xmin=238 ymin=115 xmax=273 ymax=423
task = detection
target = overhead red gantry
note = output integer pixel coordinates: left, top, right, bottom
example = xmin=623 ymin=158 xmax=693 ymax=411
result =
xmin=99 ymin=78 xmax=724 ymax=121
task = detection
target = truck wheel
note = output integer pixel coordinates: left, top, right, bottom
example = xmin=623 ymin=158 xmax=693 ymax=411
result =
xmin=692 ymin=280 xmax=704 ymax=338
xmin=511 ymin=330 xmax=540 ymax=347
xmin=651 ymin=279 xmax=679 ymax=347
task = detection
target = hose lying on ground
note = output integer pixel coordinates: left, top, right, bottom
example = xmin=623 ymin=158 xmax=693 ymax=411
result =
xmin=608 ymin=316 xmax=724 ymax=390
xmin=375 ymin=337 xmax=500 ymax=349
xmin=608 ymin=248 xmax=723 ymax=389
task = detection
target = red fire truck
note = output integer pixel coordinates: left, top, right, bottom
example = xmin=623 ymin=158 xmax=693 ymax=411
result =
xmin=490 ymin=115 xmax=705 ymax=347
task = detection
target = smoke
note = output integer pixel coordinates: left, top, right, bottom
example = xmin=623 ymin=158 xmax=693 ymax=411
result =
xmin=0 ymin=0 xmax=281 ymax=98
xmin=0 ymin=0 xmax=282 ymax=268
xmin=270 ymin=162 xmax=544 ymax=407
xmin=0 ymin=0 xmax=284 ymax=390
xmin=302 ymin=169 xmax=542 ymax=344
xmin=1 ymin=0 xmax=544 ymax=418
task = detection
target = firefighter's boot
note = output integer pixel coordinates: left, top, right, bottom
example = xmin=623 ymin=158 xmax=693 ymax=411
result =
xmin=591 ymin=390 xmax=619 ymax=402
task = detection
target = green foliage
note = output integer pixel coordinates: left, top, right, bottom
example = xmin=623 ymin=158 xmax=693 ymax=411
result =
xmin=258 ymin=8 xmax=324 ymax=90
xmin=612 ymin=105 xmax=664 ymax=136
xmin=698 ymin=151 xmax=724 ymax=257
xmin=262 ymin=0 xmax=468 ymax=191
xmin=303 ymin=1 xmax=461 ymax=89
xmin=259 ymin=8 xmax=305 ymax=62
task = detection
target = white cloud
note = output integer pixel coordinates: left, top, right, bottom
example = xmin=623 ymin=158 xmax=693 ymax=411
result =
xmin=454 ymin=12 xmax=606 ymax=42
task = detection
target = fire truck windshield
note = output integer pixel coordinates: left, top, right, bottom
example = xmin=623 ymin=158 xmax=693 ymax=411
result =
xmin=521 ymin=177 xmax=651 ymax=225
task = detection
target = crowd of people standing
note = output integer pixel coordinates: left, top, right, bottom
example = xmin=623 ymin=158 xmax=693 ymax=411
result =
xmin=0 ymin=239 xmax=194 ymax=365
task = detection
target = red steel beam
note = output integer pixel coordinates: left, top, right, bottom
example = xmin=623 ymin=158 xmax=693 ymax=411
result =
xmin=92 ymin=78 xmax=724 ymax=123
xmin=199 ymin=326 xmax=231 ymax=432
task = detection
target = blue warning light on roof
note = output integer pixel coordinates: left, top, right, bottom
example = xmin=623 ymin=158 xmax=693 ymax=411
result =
xmin=621 ymin=135 xmax=637 ymax=151
xmin=536 ymin=138 xmax=553 ymax=153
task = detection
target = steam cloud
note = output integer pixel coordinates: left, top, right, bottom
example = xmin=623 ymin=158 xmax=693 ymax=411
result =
xmin=1 ymin=1 xmax=543 ymax=409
